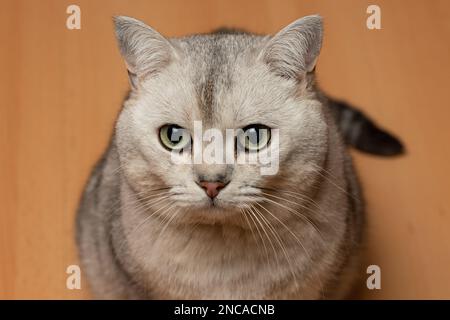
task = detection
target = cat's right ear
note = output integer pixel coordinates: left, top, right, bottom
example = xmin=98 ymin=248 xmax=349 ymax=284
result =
xmin=259 ymin=15 xmax=323 ymax=81
xmin=113 ymin=16 xmax=176 ymax=88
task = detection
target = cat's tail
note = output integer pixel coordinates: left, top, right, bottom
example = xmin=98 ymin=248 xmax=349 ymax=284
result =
xmin=328 ymin=99 xmax=404 ymax=156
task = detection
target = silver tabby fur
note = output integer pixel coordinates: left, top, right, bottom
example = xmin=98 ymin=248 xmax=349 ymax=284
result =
xmin=76 ymin=15 xmax=366 ymax=299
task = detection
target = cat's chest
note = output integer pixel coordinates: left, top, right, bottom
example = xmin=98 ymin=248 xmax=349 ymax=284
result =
xmin=126 ymin=221 xmax=300 ymax=299
xmin=128 ymin=224 xmax=313 ymax=299
xmin=143 ymin=246 xmax=318 ymax=299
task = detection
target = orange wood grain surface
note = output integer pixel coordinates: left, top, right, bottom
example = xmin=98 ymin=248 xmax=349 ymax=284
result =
xmin=1 ymin=0 xmax=449 ymax=299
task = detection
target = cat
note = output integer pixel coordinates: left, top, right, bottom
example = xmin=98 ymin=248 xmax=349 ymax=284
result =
xmin=76 ymin=15 xmax=403 ymax=299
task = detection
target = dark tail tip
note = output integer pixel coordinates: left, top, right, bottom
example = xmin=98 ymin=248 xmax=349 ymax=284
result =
xmin=354 ymin=121 xmax=405 ymax=156
xmin=329 ymin=99 xmax=405 ymax=157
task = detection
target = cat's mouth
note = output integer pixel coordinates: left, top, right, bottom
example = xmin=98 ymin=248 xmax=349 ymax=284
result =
xmin=184 ymin=198 xmax=233 ymax=210
xmin=168 ymin=185 xmax=262 ymax=213
xmin=187 ymin=196 xmax=261 ymax=215
xmin=204 ymin=198 xmax=231 ymax=209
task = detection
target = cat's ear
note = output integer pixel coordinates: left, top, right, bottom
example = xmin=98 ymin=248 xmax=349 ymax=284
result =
xmin=113 ymin=16 xmax=176 ymax=87
xmin=259 ymin=15 xmax=323 ymax=80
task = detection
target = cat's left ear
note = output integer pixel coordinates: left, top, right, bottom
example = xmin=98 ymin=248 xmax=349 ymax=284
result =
xmin=113 ymin=16 xmax=177 ymax=88
xmin=259 ymin=15 xmax=323 ymax=81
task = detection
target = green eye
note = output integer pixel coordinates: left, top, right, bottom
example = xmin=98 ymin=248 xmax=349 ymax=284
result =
xmin=238 ymin=124 xmax=271 ymax=152
xmin=159 ymin=124 xmax=191 ymax=151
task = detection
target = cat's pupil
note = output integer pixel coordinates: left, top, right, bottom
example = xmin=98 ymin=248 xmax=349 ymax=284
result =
xmin=246 ymin=128 xmax=260 ymax=145
xmin=168 ymin=126 xmax=183 ymax=144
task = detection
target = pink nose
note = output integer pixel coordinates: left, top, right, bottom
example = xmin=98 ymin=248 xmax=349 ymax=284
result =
xmin=199 ymin=181 xmax=226 ymax=199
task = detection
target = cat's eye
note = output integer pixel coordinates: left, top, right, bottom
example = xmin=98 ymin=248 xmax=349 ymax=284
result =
xmin=159 ymin=124 xmax=191 ymax=151
xmin=237 ymin=124 xmax=271 ymax=152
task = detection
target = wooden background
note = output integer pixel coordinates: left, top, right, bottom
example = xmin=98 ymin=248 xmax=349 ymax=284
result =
xmin=1 ymin=0 xmax=450 ymax=299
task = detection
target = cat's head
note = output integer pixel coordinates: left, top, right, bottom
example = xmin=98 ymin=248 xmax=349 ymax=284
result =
xmin=114 ymin=15 xmax=329 ymax=224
